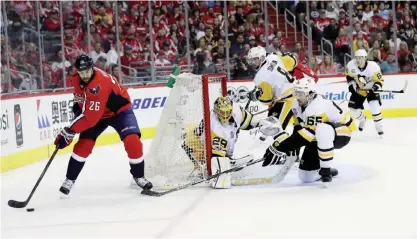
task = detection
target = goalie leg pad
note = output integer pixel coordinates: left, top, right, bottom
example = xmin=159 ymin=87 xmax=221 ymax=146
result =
xmin=211 ymin=157 xmax=232 ymax=189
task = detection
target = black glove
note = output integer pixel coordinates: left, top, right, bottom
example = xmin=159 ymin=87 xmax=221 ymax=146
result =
xmin=371 ymin=83 xmax=381 ymax=92
xmin=72 ymin=102 xmax=82 ymax=118
xmin=248 ymin=87 xmax=263 ymax=102
xmin=262 ymin=142 xmax=287 ymax=167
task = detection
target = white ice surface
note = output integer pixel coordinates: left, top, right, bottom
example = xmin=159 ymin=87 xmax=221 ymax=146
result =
xmin=1 ymin=118 xmax=417 ymax=238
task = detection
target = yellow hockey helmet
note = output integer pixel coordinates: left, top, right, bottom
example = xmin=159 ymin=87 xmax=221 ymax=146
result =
xmin=214 ymin=96 xmax=233 ymax=124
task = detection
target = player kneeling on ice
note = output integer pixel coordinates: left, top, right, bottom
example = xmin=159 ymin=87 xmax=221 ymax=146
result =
xmin=182 ymin=96 xmax=277 ymax=189
xmin=54 ymin=54 xmax=153 ymax=195
xmin=262 ymin=77 xmax=357 ymax=183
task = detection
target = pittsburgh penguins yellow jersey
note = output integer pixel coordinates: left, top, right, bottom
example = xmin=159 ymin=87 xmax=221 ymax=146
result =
xmin=279 ymin=52 xmax=298 ymax=73
xmin=184 ymin=103 xmax=253 ymax=160
xmin=253 ymin=53 xmax=294 ymax=104
xmin=345 ymin=60 xmax=384 ymax=97
xmin=291 ymin=94 xmax=357 ymax=142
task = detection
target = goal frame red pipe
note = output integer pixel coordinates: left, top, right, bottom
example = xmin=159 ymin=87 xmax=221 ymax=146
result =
xmin=202 ymin=73 xmax=227 ymax=176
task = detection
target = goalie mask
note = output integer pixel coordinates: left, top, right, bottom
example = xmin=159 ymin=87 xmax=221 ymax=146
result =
xmin=293 ymin=77 xmax=316 ymax=106
xmin=247 ymin=46 xmax=266 ymax=71
xmin=355 ymin=49 xmax=367 ymax=68
xmin=214 ymin=96 xmax=233 ymax=124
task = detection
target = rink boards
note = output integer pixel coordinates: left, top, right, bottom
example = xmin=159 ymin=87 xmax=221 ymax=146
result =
xmin=1 ymin=74 xmax=416 ymax=172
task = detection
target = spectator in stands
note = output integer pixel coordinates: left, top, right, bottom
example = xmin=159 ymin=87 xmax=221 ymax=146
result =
xmin=399 ymin=22 xmax=416 ymax=43
xmin=368 ymin=40 xmax=383 ymax=63
xmin=230 ymin=33 xmax=245 ymax=56
xmin=155 ymin=50 xmax=172 ymax=67
xmin=266 ymin=37 xmax=280 ymax=54
xmin=279 ymin=44 xmax=287 ymax=55
xmin=194 ymin=37 xmax=207 ymax=56
xmin=312 ymin=9 xmax=330 ymax=45
xmin=318 ymin=55 xmax=337 ymax=74
xmin=43 ymin=9 xmax=60 ymax=31
xmin=120 ymin=45 xmax=137 ymax=75
xmin=90 ymin=42 xmax=107 ymax=63
xmin=381 ymin=39 xmax=392 ymax=60
xmin=335 ymin=28 xmax=351 ymax=64
xmin=323 ymin=18 xmax=339 ymax=43
xmin=192 ymin=51 xmax=218 ymax=75
xmin=338 ymin=9 xmax=350 ymax=29
xmin=325 ymin=2 xmax=338 ymax=20
xmin=294 ymin=42 xmax=307 ymax=64
xmin=95 ymin=56 xmax=107 ymax=71
xmin=370 ymin=32 xmax=384 ymax=47
xmin=310 ymin=56 xmax=319 ymax=73
xmin=408 ymin=44 xmax=417 ymax=71
xmin=398 ymin=41 xmax=411 ymax=70
xmin=379 ymin=52 xmax=397 ymax=73
xmin=353 ymin=31 xmax=370 ymax=52
xmin=212 ymin=44 xmax=226 ymax=63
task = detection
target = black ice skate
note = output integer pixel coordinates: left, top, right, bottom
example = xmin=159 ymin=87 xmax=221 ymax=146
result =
xmin=59 ymin=178 xmax=74 ymax=195
xmin=133 ymin=177 xmax=153 ymax=190
xmin=330 ymin=168 xmax=338 ymax=177
xmin=319 ymin=168 xmax=332 ymax=182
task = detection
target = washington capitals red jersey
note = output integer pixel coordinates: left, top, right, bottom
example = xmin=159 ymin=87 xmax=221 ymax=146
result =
xmin=69 ymin=67 xmax=132 ymax=133
xmin=293 ymin=63 xmax=319 ymax=83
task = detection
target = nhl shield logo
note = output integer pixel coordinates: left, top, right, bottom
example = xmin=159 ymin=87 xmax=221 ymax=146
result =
xmin=292 ymin=108 xmax=298 ymax=115
xmin=230 ymin=131 xmax=234 ymax=139
xmin=88 ymin=85 xmax=101 ymax=95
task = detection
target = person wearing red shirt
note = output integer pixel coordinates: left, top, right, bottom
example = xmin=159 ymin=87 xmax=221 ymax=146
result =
xmin=54 ymin=55 xmax=153 ymax=195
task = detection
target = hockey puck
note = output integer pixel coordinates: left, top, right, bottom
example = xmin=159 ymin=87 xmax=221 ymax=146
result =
xmin=26 ymin=208 xmax=35 ymax=212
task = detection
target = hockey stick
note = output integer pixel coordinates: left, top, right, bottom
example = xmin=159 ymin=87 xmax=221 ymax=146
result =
xmin=141 ymin=157 xmax=265 ymax=197
xmin=359 ymin=80 xmax=408 ymax=94
xmin=232 ymin=154 xmax=298 ymax=186
xmin=8 ymin=147 xmax=59 ymax=208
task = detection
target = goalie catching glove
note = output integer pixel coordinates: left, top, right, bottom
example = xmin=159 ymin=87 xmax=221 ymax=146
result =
xmin=250 ymin=116 xmax=283 ymax=140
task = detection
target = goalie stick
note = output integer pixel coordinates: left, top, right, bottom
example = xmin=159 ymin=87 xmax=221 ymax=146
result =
xmin=232 ymin=153 xmax=298 ymax=186
xmin=8 ymin=147 xmax=59 ymax=208
xmin=141 ymin=157 xmax=266 ymax=197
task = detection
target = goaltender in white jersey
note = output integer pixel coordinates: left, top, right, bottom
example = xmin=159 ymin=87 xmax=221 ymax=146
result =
xmin=346 ymin=49 xmax=384 ymax=135
xmin=262 ymin=77 xmax=357 ymax=183
xmin=247 ymin=46 xmax=295 ymax=130
xmin=182 ymin=96 xmax=256 ymax=188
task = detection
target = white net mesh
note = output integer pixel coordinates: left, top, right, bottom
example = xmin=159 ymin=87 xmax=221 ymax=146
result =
xmin=145 ymin=73 xmax=226 ymax=189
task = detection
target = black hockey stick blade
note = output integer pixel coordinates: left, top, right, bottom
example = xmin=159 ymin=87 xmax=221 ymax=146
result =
xmin=141 ymin=157 xmax=265 ymax=197
xmin=8 ymin=147 xmax=59 ymax=209
xmin=8 ymin=200 xmax=27 ymax=208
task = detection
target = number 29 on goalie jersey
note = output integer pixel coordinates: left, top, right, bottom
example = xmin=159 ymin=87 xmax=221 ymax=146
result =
xmin=183 ymin=103 xmax=253 ymax=161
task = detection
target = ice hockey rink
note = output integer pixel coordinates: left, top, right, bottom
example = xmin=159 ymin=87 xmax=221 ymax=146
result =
xmin=1 ymin=118 xmax=417 ymax=238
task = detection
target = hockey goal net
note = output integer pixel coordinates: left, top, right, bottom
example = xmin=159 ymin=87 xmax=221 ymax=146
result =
xmin=145 ymin=73 xmax=227 ymax=189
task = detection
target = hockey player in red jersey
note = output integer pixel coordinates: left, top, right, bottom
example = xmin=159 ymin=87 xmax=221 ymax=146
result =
xmin=54 ymin=54 xmax=153 ymax=195
xmin=292 ymin=63 xmax=319 ymax=83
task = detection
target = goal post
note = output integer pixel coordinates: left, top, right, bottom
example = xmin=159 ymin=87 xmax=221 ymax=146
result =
xmin=145 ymin=73 xmax=227 ymax=188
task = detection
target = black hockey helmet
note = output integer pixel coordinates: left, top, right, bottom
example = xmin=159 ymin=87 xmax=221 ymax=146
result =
xmin=74 ymin=54 xmax=94 ymax=71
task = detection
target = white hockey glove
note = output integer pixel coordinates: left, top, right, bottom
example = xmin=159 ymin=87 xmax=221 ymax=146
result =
xmin=211 ymin=157 xmax=232 ymax=189
xmin=250 ymin=116 xmax=283 ymax=141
